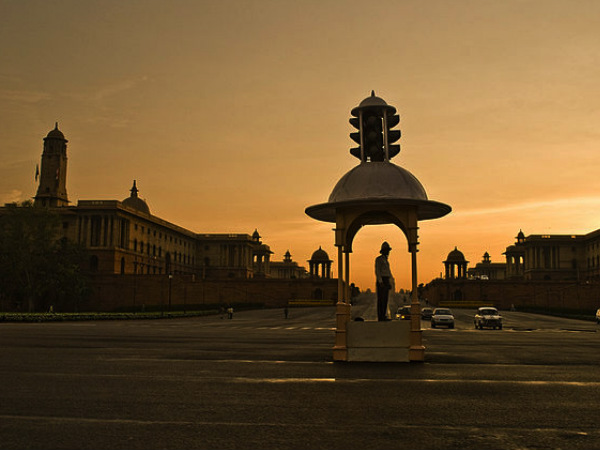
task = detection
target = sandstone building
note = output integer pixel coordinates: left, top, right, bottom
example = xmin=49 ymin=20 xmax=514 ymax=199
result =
xmin=2 ymin=125 xmax=337 ymax=311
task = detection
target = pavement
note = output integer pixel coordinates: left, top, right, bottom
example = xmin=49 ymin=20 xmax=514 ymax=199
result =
xmin=0 ymin=305 xmax=599 ymax=450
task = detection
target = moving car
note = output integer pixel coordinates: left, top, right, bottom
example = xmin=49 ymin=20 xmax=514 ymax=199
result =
xmin=474 ymin=307 xmax=503 ymax=330
xmin=421 ymin=307 xmax=434 ymax=320
xmin=431 ymin=308 xmax=454 ymax=328
xmin=396 ymin=305 xmax=411 ymax=320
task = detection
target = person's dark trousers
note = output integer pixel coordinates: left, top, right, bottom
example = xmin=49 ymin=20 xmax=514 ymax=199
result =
xmin=377 ymin=277 xmax=390 ymax=321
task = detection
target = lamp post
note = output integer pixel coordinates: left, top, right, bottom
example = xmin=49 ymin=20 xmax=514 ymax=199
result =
xmin=133 ymin=256 xmax=137 ymax=313
xmin=168 ymin=274 xmax=173 ymax=314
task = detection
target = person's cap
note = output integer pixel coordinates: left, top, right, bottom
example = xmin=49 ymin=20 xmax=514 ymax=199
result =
xmin=380 ymin=241 xmax=392 ymax=252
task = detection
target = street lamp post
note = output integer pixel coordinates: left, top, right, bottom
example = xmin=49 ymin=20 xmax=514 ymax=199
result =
xmin=168 ymin=274 xmax=173 ymax=314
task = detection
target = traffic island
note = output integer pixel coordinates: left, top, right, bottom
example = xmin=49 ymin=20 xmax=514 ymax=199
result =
xmin=346 ymin=320 xmax=410 ymax=362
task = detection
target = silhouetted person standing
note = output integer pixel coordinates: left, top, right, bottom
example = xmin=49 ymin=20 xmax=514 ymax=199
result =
xmin=375 ymin=241 xmax=394 ymax=321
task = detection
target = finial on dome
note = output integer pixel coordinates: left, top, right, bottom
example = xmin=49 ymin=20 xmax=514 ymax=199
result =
xmin=130 ymin=180 xmax=139 ymax=197
xmin=371 ymin=90 xmax=375 ymax=97
xmin=54 ymin=122 xmax=59 ymax=130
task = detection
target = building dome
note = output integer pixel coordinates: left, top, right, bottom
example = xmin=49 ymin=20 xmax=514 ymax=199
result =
xmin=329 ymin=162 xmax=428 ymax=203
xmin=306 ymin=161 xmax=450 ymax=223
xmin=45 ymin=123 xmax=66 ymax=140
xmin=310 ymin=246 xmax=331 ymax=262
xmin=445 ymin=246 xmax=466 ymax=262
xmin=122 ymin=180 xmax=150 ymax=215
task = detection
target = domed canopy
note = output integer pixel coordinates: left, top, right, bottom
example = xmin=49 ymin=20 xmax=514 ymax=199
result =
xmin=122 ymin=180 xmax=150 ymax=215
xmin=445 ymin=246 xmax=466 ymax=262
xmin=45 ymin=122 xmax=66 ymax=140
xmin=351 ymin=90 xmax=396 ymax=116
xmin=310 ymin=246 xmax=331 ymax=262
xmin=306 ymin=161 xmax=451 ymax=223
xmin=329 ymin=162 xmax=427 ymax=203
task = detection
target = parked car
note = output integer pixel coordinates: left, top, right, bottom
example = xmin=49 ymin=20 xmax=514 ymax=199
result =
xmin=396 ymin=305 xmax=411 ymax=320
xmin=421 ymin=307 xmax=434 ymax=320
xmin=431 ymin=308 xmax=454 ymax=328
xmin=474 ymin=307 xmax=503 ymax=330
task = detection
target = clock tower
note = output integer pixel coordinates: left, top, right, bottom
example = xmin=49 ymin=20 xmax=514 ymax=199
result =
xmin=34 ymin=123 xmax=69 ymax=207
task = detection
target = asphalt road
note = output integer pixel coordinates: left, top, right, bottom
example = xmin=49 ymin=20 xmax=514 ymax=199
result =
xmin=0 ymin=304 xmax=598 ymax=450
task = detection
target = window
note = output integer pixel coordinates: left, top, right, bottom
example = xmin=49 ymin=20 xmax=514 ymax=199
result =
xmin=90 ymin=255 xmax=99 ymax=272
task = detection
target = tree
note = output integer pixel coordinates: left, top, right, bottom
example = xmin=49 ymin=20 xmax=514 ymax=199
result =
xmin=0 ymin=201 xmax=90 ymax=312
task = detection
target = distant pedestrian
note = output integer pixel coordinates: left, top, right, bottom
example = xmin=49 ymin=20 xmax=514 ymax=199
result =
xmin=227 ymin=306 xmax=233 ymax=319
xmin=284 ymin=305 xmax=289 ymax=319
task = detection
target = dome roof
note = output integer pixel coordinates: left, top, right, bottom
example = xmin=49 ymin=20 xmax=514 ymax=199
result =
xmin=122 ymin=180 xmax=150 ymax=215
xmin=45 ymin=122 xmax=65 ymax=140
xmin=123 ymin=196 xmax=150 ymax=214
xmin=351 ymin=90 xmax=396 ymax=116
xmin=310 ymin=246 xmax=331 ymax=261
xmin=445 ymin=247 xmax=466 ymax=262
xmin=328 ymin=162 xmax=427 ymax=203
xmin=306 ymin=161 xmax=451 ymax=223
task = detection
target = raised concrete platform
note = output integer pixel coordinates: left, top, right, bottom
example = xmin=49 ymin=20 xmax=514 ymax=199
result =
xmin=346 ymin=320 xmax=411 ymax=362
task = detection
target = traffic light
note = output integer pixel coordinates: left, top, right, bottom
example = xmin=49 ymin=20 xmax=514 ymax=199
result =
xmin=363 ymin=112 xmax=384 ymax=161
xmin=349 ymin=117 xmax=362 ymax=159
xmin=385 ymin=113 xmax=401 ymax=159
xmin=349 ymin=91 xmax=401 ymax=162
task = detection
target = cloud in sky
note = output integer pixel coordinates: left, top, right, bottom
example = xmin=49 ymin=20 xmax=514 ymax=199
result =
xmin=0 ymin=89 xmax=51 ymax=104
xmin=455 ymin=196 xmax=600 ymax=219
xmin=0 ymin=189 xmax=25 ymax=204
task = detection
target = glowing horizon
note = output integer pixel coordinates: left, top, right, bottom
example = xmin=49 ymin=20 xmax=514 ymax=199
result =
xmin=3 ymin=0 xmax=600 ymax=291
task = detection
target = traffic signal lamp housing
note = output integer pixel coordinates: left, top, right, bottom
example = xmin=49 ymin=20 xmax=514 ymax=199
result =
xmin=349 ymin=91 xmax=401 ymax=162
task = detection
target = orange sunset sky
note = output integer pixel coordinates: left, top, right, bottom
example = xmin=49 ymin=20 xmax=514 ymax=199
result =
xmin=2 ymin=0 xmax=600 ymax=291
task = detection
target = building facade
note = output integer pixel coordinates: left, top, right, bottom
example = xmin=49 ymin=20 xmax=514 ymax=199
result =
xmin=1 ymin=125 xmax=339 ymax=311
xmin=423 ymin=229 xmax=600 ymax=312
